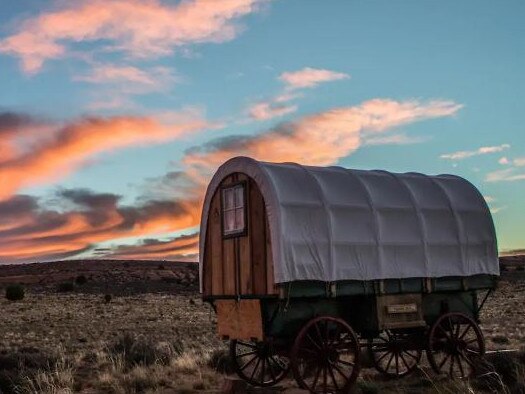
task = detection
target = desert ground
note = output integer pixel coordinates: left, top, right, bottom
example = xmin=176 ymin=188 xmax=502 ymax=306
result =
xmin=0 ymin=259 xmax=523 ymax=394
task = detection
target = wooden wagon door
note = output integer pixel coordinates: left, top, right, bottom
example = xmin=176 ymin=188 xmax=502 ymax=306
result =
xmin=203 ymin=172 xmax=278 ymax=298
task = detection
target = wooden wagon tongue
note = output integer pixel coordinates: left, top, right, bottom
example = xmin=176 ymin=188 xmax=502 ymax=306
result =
xmin=199 ymin=157 xmax=500 ymax=393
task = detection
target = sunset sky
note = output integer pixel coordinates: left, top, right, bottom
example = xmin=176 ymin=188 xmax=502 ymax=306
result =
xmin=0 ymin=0 xmax=523 ymax=263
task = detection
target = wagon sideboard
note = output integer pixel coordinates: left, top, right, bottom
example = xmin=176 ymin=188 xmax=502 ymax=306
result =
xmin=199 ymin=156 xmax=499 ymax=341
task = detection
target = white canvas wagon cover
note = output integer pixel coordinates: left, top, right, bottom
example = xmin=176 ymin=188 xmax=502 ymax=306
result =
xmin=200 ymin=157 xmax=499 ymax=283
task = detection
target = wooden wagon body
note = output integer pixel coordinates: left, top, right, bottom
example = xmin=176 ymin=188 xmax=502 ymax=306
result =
xmin=200 ymin=157 xmax=499 ymax=393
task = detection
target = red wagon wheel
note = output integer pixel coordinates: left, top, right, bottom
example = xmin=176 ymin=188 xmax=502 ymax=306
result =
xmin=369 ymin=330 xmax=422 ymax=378
xmin=427 ymin=312 xmax=485 ymax=378
xmin=291 ymin=316 xmax=360 ymax=393
xmin=230 ymin=339 xmax=289 ymax=387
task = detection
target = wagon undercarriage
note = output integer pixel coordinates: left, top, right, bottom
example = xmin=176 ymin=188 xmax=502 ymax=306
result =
xmin=228 ymin=309 xmax=487 ymax=393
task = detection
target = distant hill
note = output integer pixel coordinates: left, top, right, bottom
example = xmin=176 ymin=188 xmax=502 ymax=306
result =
xmin=0 ymin=259 xmax=198 ymax=295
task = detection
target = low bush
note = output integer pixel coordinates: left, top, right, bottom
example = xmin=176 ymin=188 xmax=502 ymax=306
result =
xmin=104 ymin=294 xmax=112 ymax=303
xmin=75 ymin=275 xmax=87 ymax=285
xmin=5 ymin=284 xmax=25 ymax=301
xmin=108 ymin=334 xmax=186 ymax=370
xmin=56 ymin=282 xmax=75 ymax=293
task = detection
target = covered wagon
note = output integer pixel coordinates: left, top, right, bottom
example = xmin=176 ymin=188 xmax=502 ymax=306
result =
xmin=199 ymin=156 xmax=499 ymax=393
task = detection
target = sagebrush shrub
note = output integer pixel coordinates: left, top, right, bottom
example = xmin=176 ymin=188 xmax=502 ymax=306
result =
xmin=5 ymin=284 xmax=25 ymax=301
xmin=57 ymin=282 xmax=75 ymax=293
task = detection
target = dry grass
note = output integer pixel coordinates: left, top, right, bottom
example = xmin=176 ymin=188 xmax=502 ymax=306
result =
xmin=0 ymin=273 xmax=524 ymax=393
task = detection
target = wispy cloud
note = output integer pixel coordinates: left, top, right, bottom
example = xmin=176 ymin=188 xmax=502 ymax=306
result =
xmin=188 ymin=99 xmax=462 ymax=171
xmin=98 ymin=233 xmax=199 ymax=260
xmin=485 ymin=167 xmax=525 ymax=182
xmin=279 ymin=67 xmax=349 ymax=90
xmin=363 ymin=133 xmax=427 ymax=146
xmin=0 ymin=110 xmax=212 ymax=200
xmin=0 ymin=0 xmax=267 ymax=73
xmin=440 ymin=144 xmax=510 ymax=160
xmin=514 ymin=157 xmax=525 ymax=167
xmin=247 ymin=67 xmax=349 ymax=122
xmin=75 ymin=64 xmax=178 ymax=94
xmin=247 ymin=101 xmax=298 ymax=121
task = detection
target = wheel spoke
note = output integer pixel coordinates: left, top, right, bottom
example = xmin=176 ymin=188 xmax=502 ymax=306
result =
xmin=403 ymin=350 xmax=420 ymax=361
xmin=375 ymin=350 xmax=391 ymax=363
xmin=438 ymin=353 xmax=451 ymax=371
xmin=311 ymin=365 xmax=322 ymax=390
xmin=395 ymin=352 xmax=399 ymax=374
xmin=336 ymin=358 xmax=355 ymax=368
xmin=385 ymin=353 xmax=395 ymax=371
xmin=456 ymin=354 xmax=466 ymax=378
xmin=307 ymin=333 xmax=323 ymax=351
xmin=459 ymin=325 xmax=473 ymax=341
xmin=399 ymin=352 xmax=411 ymax=371
xmin=449 ymin=353 xmax=455 ymax=376
xmin=236 ymin=349 xmax=258 ymax=359
xmin=328 ymin=363 xmax=339 ymax=390
xmin=260 ymin=357 xmax=266 ymax=382
xmin=239 ymin=354 xmax=258 ymax=371
xmin=459 ymin=351 xmax=476 ymax=368
xmin=331 ymin=362 xmax=350 ymax=383
xmin=237 ymin=340 xmax=257 ymax=349
xmin=323 ymin=364 xmax=328 ymax=392
xmin=437 ymin=325 xmax=453 ymax=342
xmin=250 ymin=357 xmax=261 ymax=381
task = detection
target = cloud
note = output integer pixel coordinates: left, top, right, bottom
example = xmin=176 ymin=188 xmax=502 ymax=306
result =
xmin=246 ymin=67 xmax=348 ymax=122
xmin=363 ymin=133 xmax=427 ymax=146
xmin=279 ymin=67 xmax=349 ymax=90
xmin=490 ymin=206 xmax=507 ymax=214
xmin=98 ymin=233 xmax=199 ymax=260
xmin=248 ymin=102 xmax=298 ymax=121
xmin=440 ymin=144 xmax=510 ymax=160
xmin=189 ymin=99 xmax=462 ymax=170
xmin=485 ymin=168 xmax=525 ymax=182
xmin=0 ymin=190 xmax=201 ymax=263
xmin=0 ymin=110 xmax=212 ymax=200
xmin=0 ymin=0 xmax=266 ymax=73
xmin=499 ymin=156 xmax=510 ymax=165
xmin=75 ymin=64 xmax=178 ymax=93
xmin=0 ymin=97 xmax=462 ymax=263
xmin=514 ymin=157 xmax=525 ymax=167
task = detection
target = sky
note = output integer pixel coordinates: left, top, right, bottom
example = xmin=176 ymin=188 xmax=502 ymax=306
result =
xmin=0 ymin=0 xmax=523 ymax=263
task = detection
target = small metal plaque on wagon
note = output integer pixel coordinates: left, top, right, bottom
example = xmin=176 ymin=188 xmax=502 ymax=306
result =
xmin=387 ymin=303 xmax=418 ymax=314
xmin=376 ymin=294 xmax=425 ymax=329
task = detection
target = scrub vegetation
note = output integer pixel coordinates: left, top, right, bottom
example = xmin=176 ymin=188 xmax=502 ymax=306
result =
xmin=0 ymin=259 xmax=523 ymax=393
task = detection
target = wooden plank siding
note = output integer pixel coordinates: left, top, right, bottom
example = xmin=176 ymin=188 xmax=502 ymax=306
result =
xmin=202 ymin=172 xmax=277 ymax=297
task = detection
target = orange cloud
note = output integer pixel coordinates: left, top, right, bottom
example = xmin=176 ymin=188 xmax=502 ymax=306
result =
xmin=187 ymin=99 xmax=462 ymax=169
xmin=0 ymin=110 xmax=211 ymax=200
xmin=0 ymin=0 xmax=266 ymax=73
xmin=248 ymin=102 xmax=298 ymax=121
xmin=0 ymin=98 xmax=462 ymax=263
xmin=0 ymin=190 xmax=202 ymax=263
xmin=279 ymin=67 xmax=349 ymax=90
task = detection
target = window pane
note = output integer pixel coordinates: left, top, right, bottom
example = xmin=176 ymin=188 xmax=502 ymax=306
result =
xmin=235 ymin=207 xmax=245 ymax=230
xmin=223 ymin=188 xmax=235 ymax=209
xmin=224 ymin=210 xmax=235 ymax=233
xmin=235 ymin=186 xmax=244 ymax=208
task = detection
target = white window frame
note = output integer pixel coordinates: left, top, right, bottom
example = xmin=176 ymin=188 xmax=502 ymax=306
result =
xmin=221 ymin=182 xmax=247 ymax=237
